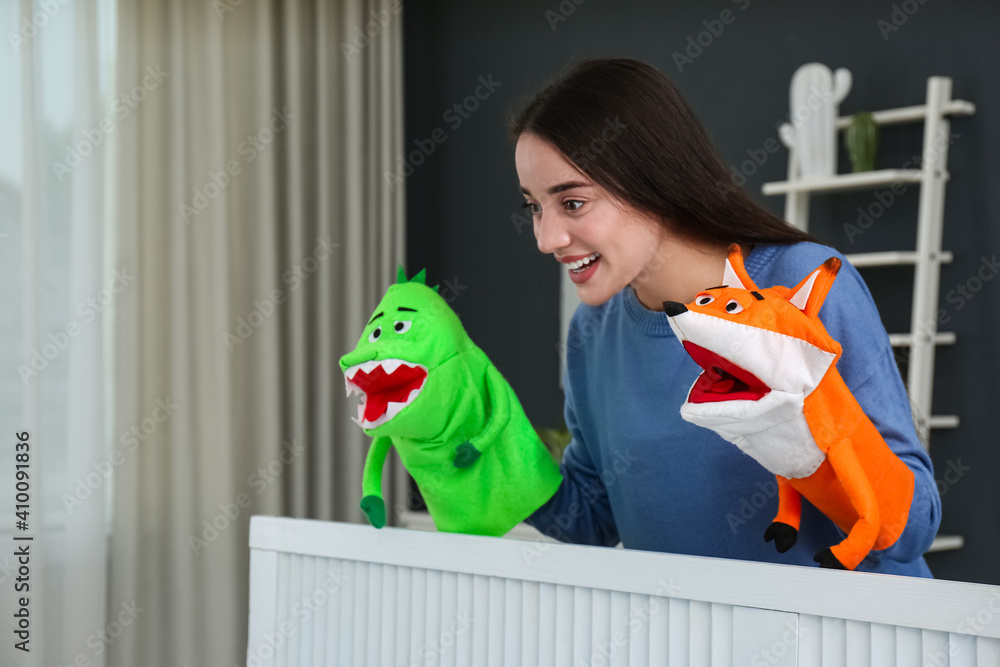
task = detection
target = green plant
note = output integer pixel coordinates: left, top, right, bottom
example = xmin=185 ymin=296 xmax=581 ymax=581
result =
xmin=534 ymin=422 xmax=572 ymax=460
xmin=845 ymin=111 xmax=879 ymax=173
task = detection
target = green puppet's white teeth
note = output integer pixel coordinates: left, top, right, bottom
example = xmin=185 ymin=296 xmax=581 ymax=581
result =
xmin=381 ymin=359 xmax=403 ymax=374
xmin=343 ymin=358 xmax=429 ymax=429
xmin=351 ymin=387 xmax=423 ymax=428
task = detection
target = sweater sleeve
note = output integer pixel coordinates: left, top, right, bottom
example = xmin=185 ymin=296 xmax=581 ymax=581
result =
xmin=524 ymin=323 xmax=620 ymax=547
xmin=812 ymin=255 xmax=942 ymax=565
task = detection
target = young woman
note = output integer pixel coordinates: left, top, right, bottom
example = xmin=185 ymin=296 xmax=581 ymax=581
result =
xmin=508 ymin=57 xmax=940 ymax=576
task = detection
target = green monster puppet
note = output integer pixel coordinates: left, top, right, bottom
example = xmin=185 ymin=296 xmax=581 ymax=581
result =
xmin=338 ymin=266 xmax=564 ymax=536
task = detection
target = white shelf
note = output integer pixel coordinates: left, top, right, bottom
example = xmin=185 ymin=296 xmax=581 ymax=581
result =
xmin=929 ymin=415 xmax=960 ymax=429
xmin=888 ymin=332 xmax=956 ymax=347
xmin=927 ymin=534 xmax=965 ymax=553
xmin=762 ymin=168 xmax=926 ymax=195
xmin=834 ymin=99 xmax=975 ymax=129
xmin=844 ymin=250 xmax=953 ymax=268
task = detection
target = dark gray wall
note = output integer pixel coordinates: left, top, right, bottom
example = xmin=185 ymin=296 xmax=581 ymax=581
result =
xmin=402 ymin=0 xmax=1000 ymax=584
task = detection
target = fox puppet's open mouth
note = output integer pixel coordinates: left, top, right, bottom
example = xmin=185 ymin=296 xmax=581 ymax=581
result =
xmin=344 ymin=359 xmax=427 ymax=429
xmin=682 ymin=342 xmax=771 ymax=403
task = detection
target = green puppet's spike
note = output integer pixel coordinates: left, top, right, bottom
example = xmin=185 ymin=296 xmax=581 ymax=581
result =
xmin=410 ymin=268 xmax=427 ymax=285
xmin=396 ymin=264 xmax=407 ymax=284
xmin=432 ymin=285 xmax=440 ymax=293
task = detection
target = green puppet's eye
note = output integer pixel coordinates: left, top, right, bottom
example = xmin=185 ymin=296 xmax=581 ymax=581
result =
xmin=368 ymin=326 xmax=382 ymax=343
xmin=393 ymin=320 xmax=412 ymax=334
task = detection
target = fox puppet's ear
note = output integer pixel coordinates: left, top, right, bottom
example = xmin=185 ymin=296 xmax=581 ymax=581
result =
xmin=722 ymin=244 xmax=759 ymax=291
xmin=788 ymin=257 xmax=841 ymax=318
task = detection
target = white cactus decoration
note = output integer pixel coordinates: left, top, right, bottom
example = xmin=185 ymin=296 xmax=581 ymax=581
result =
xmin=779 ymin=63 xmax=852 ymax=179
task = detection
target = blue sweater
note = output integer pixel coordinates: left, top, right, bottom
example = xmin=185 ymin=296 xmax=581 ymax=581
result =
xmin=526 ymin=241 xmax=941 ymax=576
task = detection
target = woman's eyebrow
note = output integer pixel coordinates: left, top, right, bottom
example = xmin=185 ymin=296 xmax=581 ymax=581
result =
xmin=519 ymin=181 xmax=592 ymax=197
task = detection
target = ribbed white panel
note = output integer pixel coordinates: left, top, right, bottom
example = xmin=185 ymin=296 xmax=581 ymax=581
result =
xmin=710 ymin=603 xmax=733 ymax=667
xmin=255 ymin=552 xmax=1000 ymax=667
xmin=732 ymin=606 xmax=797 ymax=667
xmin=473 ymin=575 xmax=491 ymax=666
xmin=327 ymin=558 xmax=343 ymax=664
xmin=487 ymin=575 xmax=505 ymax=666
xmin=410 ymin=567 xmax=426 ymax=666
xmin=337 ymin=559 xmax=354 ymax=664
xmin=977 ymin=637 xmax=1000 ymax=663
xmin=573 ymin=586 xmax=593 ymax=663
xmin=897 ymin=625 xmax=923 ymax=665
xmin=689 ymin=600 xmax=712 ymax=667
xmin=670 ymin=597 xmax=691 ymax=664
xmin=871 ymin=622 xmax=896 ymax=664
xmin=823 ymin=616 xmax=847 ymax=665
xmin=648 ymin=595 xmax=669 ymax=662
xmin=610 ymin=590 xmax=630 ymax=667
xmin=586 ymin=587 xmax=608 ymax=663
xmin=845 ymin=619 xmax=871 ymax=666
xmin=395 ymin=566 xmax=412 ymax=666
xmin=442 ymin=572 xmax=458 ymax=667
xmin=248 ymin=518 xmax=1000 ymax=667
xmin=923 ymin=629 xmax=949 ymax=667
xmin=425 ymin=569 xmax=442 ymax=666
xmin=555 ymin=584 xmax=574 ymax=666
xmin=629 ymin=594 xmax=650 ymax=667
xmin=379 ymin=563 xmax=396 ymax=667
xmin=521 ymin=579 xmax=539 ymax=666
xmin=950 ymin=632 xmax=979 ymax=667
xmin=502 ymin=578 xmax=520 ymax=667
xmin=538 ymin=582 xmax=556 ymax=664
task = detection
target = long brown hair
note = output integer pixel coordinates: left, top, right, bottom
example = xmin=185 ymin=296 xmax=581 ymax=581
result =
xmin=506 ymin=56 xmax=819 ymax=247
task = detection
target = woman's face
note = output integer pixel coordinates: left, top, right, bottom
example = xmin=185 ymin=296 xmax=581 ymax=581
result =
xmin=515 ymin=132 xmax=667 ymax=307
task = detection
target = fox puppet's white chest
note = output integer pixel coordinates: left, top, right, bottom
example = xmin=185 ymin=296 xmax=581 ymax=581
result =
xmin=679 ymin=390 xmax=826 ymax=479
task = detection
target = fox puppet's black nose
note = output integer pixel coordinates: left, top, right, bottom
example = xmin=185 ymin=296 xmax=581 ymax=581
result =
xmin=662 ymin=301 xmax=688 ymax=317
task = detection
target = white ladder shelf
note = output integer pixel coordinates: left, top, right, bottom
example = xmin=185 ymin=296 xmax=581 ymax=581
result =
xmin=763 ymin=76 xmax=974 ymax=448
xmin=763 ymin=75 xmax=975 ymax=556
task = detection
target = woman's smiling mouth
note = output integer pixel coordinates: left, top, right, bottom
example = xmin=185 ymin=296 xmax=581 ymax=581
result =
xmin=560 ymin=252 xmax=602 ymax=283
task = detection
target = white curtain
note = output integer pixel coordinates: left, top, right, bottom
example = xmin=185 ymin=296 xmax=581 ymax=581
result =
xmin=3 ymin=1 xmax=115 ymax=666
xmin=109 ymin=1 xmax=406 ymax=666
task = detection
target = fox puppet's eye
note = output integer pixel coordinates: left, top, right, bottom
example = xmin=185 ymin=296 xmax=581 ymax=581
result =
xmin=725 ymin=299 xmax=743 ymax=314
xmin=393 ymin=320 xmax=412 ymax=333
xmin=695 ymin=294 xmax=715 ymax=306
xmin=368 ymin=326 xmax=382 ymax=343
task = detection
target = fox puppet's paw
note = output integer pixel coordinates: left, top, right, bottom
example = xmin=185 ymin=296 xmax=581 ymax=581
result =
xmin=813 ymin=547 xmax=848 ymax=570
xmin=763 ymin=522 xmax=798 ymax=553
xmin=360 ymin=495 xmax=386 ymax=529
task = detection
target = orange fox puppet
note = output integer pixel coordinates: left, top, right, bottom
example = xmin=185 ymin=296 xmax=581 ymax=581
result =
xmin=662 ymin=244 xmax=914 ymax=570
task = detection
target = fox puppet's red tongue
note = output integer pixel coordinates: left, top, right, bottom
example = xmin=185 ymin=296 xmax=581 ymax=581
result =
xmin=682 ymin=341 xmax=771 ymax=403
xmin=352 ymin=364 xmax=427 ymax=422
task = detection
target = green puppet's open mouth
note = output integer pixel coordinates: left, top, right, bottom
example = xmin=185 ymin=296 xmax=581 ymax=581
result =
xmin=344 ymin=359 xmax=428 ymax=429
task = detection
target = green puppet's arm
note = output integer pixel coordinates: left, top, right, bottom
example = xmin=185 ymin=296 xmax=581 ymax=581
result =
xmin=360 ymin=436 xmax=392 ymax=528
xmin=454 ymin=363 xmax=512 ymax=468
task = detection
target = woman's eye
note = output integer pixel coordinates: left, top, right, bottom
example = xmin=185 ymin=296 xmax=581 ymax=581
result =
xmin=725 ymin=300 xmax=743 ymax=314
xmin=564 ymin=200 xmax=584 ymax=212
xmin=695 ymin=294 xmax=714 ymax=306
xmin=523 ymin=201 xmax=541 ymax=215
xmin=368 ymin=326 xmax=382 ymax=343
xmin=393 ymin=320 xmax=411 ymax=334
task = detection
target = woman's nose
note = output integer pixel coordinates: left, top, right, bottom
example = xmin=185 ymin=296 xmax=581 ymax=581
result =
xmin=534 ymin=212 xmax=570 ymax=255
